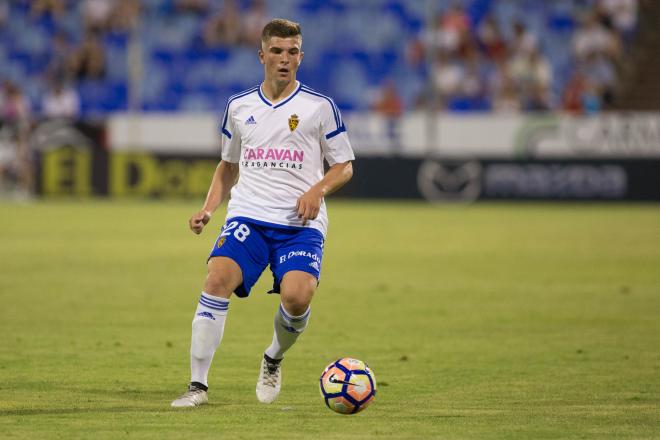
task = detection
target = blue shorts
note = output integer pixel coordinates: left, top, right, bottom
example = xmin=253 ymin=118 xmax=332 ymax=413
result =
xmin=208 ymin=216 xmax=324 ymax=298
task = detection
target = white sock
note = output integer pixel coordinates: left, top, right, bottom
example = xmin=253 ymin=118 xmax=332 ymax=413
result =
xmin=264 ymin=304 xmax=311 ymax=360
xmin=190 ymin=292 xmax=229 ymax=387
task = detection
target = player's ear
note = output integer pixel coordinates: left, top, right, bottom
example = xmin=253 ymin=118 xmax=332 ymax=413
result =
xmin=258 ymin=49 xmax=265 ymax=65
xmin=299 ymin=50 xmax=304 ymax=64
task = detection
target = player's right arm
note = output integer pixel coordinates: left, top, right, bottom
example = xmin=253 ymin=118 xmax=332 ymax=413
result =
xmin=189 ymin=160 xmax=239 ymax=234
xmin=190 ymin=97 xmax=243 ymax=234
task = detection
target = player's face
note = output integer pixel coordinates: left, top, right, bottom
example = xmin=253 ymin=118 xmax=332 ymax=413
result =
xmin=259 ymin=36 xmax=303 ymax=85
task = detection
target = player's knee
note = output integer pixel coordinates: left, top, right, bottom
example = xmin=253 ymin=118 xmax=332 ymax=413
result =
xmin=205 ymin=257 xmax=241 ymax=297
xmin=204 ymin=270 xmax=235 ymax=298
xmin=279 ymin=271 xmax=317 ymax=315
xmin=281 ymin=284 xmax=315 ymax=316
xmin=281 ymin=296 xmax=309 ymax=316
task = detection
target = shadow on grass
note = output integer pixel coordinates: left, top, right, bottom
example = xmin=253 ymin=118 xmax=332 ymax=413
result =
xmin=3 ymin=385 xmax=186 ymax=401
xmin=0 ymin=386 xmax=233 ymax=417
xmin=0 ymin=403 xmax=228 ymax=417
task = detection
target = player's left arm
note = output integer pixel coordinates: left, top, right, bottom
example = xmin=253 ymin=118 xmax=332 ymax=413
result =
xmin=296 ymin=161 xmax=353 ymax=222
xmin=300 ymin=97 xmax=355 ymax=222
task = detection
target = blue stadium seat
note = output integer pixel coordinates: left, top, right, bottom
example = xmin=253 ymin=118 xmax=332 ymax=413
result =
xmin=78 ymin=80 xmax=128 ymax=114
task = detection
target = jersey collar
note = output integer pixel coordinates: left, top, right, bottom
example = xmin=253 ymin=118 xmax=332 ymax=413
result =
xmin=258 ymin=81 xmax=302 ymax=109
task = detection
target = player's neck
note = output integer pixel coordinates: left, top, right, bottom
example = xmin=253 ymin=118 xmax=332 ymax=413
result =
xmin=261 ymin=79 xmax=298 ymax=104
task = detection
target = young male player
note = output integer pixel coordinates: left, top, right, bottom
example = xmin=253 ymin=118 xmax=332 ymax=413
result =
xmin=171 ymin=19 xmax=354 ymax=407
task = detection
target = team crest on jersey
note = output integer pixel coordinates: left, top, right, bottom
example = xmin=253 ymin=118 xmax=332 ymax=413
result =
xmin=288 ymin=114 xmax=299 ymax=132
xmin=216 ymin=237 xmax=226 ymax=248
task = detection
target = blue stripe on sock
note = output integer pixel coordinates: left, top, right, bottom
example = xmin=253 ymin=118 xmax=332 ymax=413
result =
xmin=200 ymin=294 xmax=229 ymax=306
xmin=279 ymin=304 xmax=310 ymax=322
xmin=199 ymin=297 xmax=229 ymax=308
xmin=199 ymin=302 xmax=228 ymax=312
xmin=200 ymin=299 xmax=229 ymax=309
xmin=199 ymin=298 xmax=229 ymax=311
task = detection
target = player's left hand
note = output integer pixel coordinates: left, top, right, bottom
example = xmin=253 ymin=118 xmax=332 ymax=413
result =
xmin=296 ymin=189 xmax=322 ymax=225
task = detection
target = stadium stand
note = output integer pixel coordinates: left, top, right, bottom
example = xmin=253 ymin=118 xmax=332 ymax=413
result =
xmin=0 ymin=0 xmax=638 ymax=116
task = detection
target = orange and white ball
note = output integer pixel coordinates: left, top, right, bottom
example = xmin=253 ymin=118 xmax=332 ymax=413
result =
xmin=319 ymin=357 xmax=377 ymax=414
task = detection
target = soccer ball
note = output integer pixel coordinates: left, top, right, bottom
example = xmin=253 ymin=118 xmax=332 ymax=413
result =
xmin=319 ymin=357 xmax=377 ymax=414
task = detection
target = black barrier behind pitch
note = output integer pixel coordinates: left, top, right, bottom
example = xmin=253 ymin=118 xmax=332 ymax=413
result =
xmin=26 ymin=121 xmax=660 ymax=201
xmin=343 ymin=158 xmax=660 ymax=202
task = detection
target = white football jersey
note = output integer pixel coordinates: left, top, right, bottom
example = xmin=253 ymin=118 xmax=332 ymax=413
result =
xmin=220 ymin=81 xmax=355 ymax=236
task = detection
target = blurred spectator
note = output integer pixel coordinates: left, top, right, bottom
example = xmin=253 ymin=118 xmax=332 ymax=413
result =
xmin=581 ymin=83 xmax=603 ymax=114
xmin=68 ymin=31 xmax=107 ymax=80
xmin=562 ymin=68 xmax=605 ymax=114
xmin=598 ymin=0 xmax=638 ymax=44
xmin=372 ymin=80 xmax=403 ymax=150
xmin=515 ymin=49 xmax=552 ymax=110
xmin=47 ymin=31 xmax=74 ymax=82
xmin=441 ymin=2 xmax=471 ymax=54
xmin=372 ymin=80 xmax=403 ymax=118
xmin=490 ymin=63 xmax=522 ymax=112
xmin=0 ymin=1 xmax=8 ymax=28
xmin=405 ymin=36 xmax=426 ymax=68
xmin=0 ymin=81 xmax=31 ymax=123
xmin=109 ymin=0 xmax=140 ymax=34
xmin=509 ymin=49 xmax=552 ymax=97
xmin=432 ymin=51 xmax=464 ymax=103
xmin=562 ymin=70 xmax=588 ymax=113
xmin=175 ymin=0 xmax=210 ymax=16
xmin=0 ymin=80 xmax=32 ymax=196
xmin=582 ymin=52 xmax=617 ymax=107
xmin=241 ymin=0 xmax=270 ymax=47
xmin=203 ymin=0 xmax=241 ymax=47
xmin=42 ymin=78 xmax=80 ymax=120
xmin=572 ymin=13 xmax=621 ymax=61
xmin=426 ymin=5 xmax=473 ymax=58
xmin=509 ymin=21 xmax=538 ymax=58
xmin=461 ymin=55 xmax=485 ymax=100
xmin=83 ymin=0 xmax=114 ymax=33
xmin=477 ymin=15 xmax=508 ymax=62
xmin=442 ymin=3 xmax=470 ymax=33
xmin=30 ymin=0 xmax=66 ymax=21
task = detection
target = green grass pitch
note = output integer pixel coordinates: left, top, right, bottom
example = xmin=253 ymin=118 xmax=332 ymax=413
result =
xmin=1 ymin=200 xmax=659 ymax=439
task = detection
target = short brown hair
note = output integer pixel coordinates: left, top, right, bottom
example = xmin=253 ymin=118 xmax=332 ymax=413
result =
xmin=261 ymin=19 xmax=302 ymax=43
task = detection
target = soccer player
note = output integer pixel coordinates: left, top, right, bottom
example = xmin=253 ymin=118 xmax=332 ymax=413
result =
xmin=171 ymin=18 xmax=354 ymax=407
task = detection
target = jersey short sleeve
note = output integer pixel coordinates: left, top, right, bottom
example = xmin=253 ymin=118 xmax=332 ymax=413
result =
xmin=220 ymin=102 xmax=241 ymax=163
xmin=319 ymin=100 xmax=355 ymax=166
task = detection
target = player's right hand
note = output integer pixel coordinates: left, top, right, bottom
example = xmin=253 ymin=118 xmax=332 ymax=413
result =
xmin=189 ymin=210 xmax=212 ymax=234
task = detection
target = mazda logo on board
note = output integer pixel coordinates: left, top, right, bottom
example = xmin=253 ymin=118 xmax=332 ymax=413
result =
xmin=417 ymin=160 xmax=482 ymax=202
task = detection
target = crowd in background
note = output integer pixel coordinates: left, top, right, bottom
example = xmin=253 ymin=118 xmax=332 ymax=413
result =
xmin=0 ymin=0 xmax=638 ymax=118
xmin=0 ymin=0 xmax=642 ymax=119
xmin=402 ymin=0 xmax=637 ymax=114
